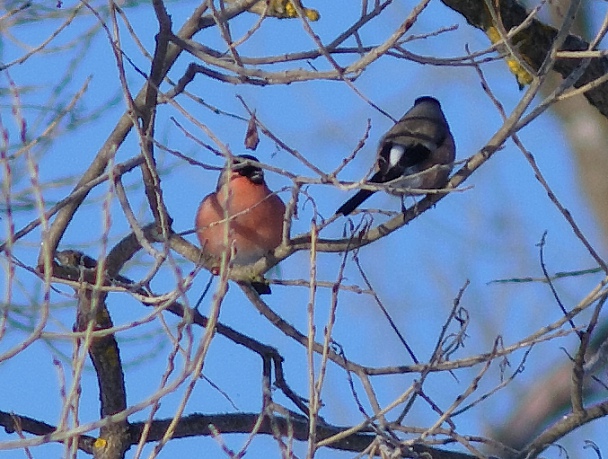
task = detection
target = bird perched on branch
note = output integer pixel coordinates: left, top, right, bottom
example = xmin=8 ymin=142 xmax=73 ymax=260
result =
xmin=335 ymin=96 xmax=455 ymax=216
xmin=195 ymin=155 xmax=285 ymax=294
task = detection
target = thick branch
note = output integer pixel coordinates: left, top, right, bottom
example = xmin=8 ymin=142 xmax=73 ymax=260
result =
xmin=442 ymin=0 xmax=608 ymax=115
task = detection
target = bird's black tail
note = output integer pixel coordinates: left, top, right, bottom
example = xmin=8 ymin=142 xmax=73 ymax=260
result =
xmin=335 ymin=189 xmax=375 ymax=216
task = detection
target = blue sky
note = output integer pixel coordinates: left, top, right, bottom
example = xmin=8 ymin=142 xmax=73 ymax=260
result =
xmin=2 ymin=0 xmax=608 ymax=457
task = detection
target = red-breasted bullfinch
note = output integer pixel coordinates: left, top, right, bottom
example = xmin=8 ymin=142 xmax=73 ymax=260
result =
xmin=336 ymin=96 xmax=455 ymax=216
xmin=195 ymin=155 xmax=285 ymax=294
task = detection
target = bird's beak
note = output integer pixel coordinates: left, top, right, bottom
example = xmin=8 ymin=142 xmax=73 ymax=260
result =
xmin=248 ymin=169 xmax=264 ymax=184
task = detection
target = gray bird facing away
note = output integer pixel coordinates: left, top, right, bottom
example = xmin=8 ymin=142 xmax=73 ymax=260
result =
xmin=335 ymin=96 xmax=455 ymax=216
